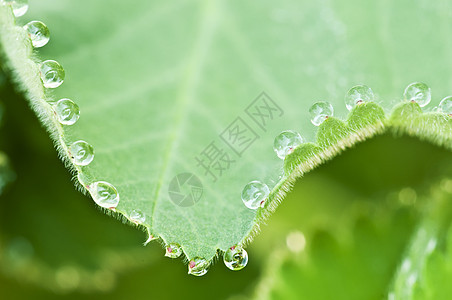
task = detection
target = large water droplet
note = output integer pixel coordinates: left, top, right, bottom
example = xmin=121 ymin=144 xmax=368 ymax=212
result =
xmin=165 ymin=243 xmax=182 ymax=258
xmin=40 ymin=60 xmax=65 ymax=88
xmin=273 ymin=130 xmax=304 ymax=159
xmin=4 ymin=0 xmax=28 ymax=17
xmin=90 ymin=181 xmax=119 ymax=209
xmin=129 ymin=209 xmax=146 ymax=224
xmin=53 ymin=98 xmax=79 ymax=125
xmin=439 ymin=96 xmax=452 ymax=116
xmin=69 ymin=141 xmax=94 ymax=166
xmin=309 ymin=101 xmax=334 ymax=126
xmin=188 ymin=257 xmax=209 ymax=276
xmin=23 ymin=21 xmax=49 ymax=48
xmin=345 ymin=85 xmax=374 ymax=110
xmin=241 ymin=181 xmax=270 ymax=209
xmin=403 ymin=82 xmax=431 ymax=107
xmin=223 ymin=245 xmax=248 ymax=271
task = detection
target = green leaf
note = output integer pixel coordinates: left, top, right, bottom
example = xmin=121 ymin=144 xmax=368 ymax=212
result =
xmin=1 ymin=0 xmax=452 ymax=269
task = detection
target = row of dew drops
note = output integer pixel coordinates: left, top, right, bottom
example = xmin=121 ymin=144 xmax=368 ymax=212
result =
xmin=5 ymin=0 xmax=248 ymax=276
xmin=241 ymin=83 xmax=452 ymax=210
xmin=4 ymin=0 xmax=122 ymax=211
xmin=9 ymin=0 xmax=452 ymax=277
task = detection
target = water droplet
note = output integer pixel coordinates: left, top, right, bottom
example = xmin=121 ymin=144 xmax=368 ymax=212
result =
xmin=273 ymin=130 xmax=304 ymax=159
xmin=223 ymin=245 xmax=248 ymax=271
xmin=89 ymin=181 xmax=119 ymax=209
xmin=4 ymin=0 xmax=28 ymax=17
xmin=403 ymin=82 xmax=431 ymax=107
xmin=23 ymin=21 xmax=49 ymax=48
xmin=40 ymin=60 xmax=65 ymax=88
xmin=241 ymin=181 xmax=270 ymax=209
xmin=345 ymin=85 xmax=374 ymax=110
xmin=188 ymin=257 xmax=209 ymax=276
xmin=129 ymin=209 xmax=146 ymax=224
xmin=439 ymin=96 xmax=452 ymax=116
xmin=53 ymin=99 xmax=79 ymax=125
xmin=165 ymin=243 xmax=182 ymax=258
xmin=69 ymin=140 xmax=94 ymax=166
xmin=309 ymin=101 xmax=334 ymax=126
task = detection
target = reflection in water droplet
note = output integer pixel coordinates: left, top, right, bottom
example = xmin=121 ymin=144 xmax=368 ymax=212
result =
xmin=345 ymin=85 xmax=374 ymax=110
xmin=439 ymin=96 xmax=452 ymax=115
xmin=53 ymin=98 xmax=79 ymax=125
xmin=40 ymin=60 xmax=65 ymax=88
xmin=223 ymin=245 xmax=248 ymax=271
xmin=241 ymin=181 xmax=270 ymax=209
xmin=4 ymin=0 xmax=28 ymax=17
xmin=23 ymin=20 xmax=49 ymax=48
xmin=69 ymin=140 xmax=94 ymax=166
xmin=129 ymin=209 xmax=146 ymax=224
xmin=403 ymin=82 xmax=431 ymax=107
xmin=273 ymin=130 xmax=304 ymax=159
xmin=90 ymin=181 xmax=119 ymax=208
xmin=165 ymin=243 xmax=182 ymax=258
xmin=188 ymin=257 xmax=209 ymax=276
xmin=309 ymin=101 xmax=334 ymax=126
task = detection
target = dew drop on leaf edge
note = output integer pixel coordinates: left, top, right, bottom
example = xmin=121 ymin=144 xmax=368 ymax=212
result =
xmin=53 ymin=98 xmax=79 ymax=125
xmin=241 ymin=181 xmax=270 ymax=209
xmin=345 ymin=85 xmax=374 ymax=111
xmin=309 ymin=101 xmax=334 ymax=126
xmin=3 ymin=0 xmax=28 ymax=17
xmin=23 ymin=20 xmax=49 ymax=48
xmin=129 ymin=209 xmax=146 ymax=224
xmin=273 ymin=130 xmax=304 ymax=159
xmin=69 ymin=140 xmax=94 ymax=166
xmin=165 ymin=243 xmax=182 ymax=259
xmin=40 ymin=60 xmax=65 ymax=89
xmin=403 ymin=82 xmax=431 ymax=107
xmin=89 ymin=181 xmax=119 ymax=209
xmin=439 ymin=96 xmax=452 ymax=115
xmin=188 ymin=257 xmax=209 ymax=276
xmin=223 ymin=245 xmax=248 ymax=271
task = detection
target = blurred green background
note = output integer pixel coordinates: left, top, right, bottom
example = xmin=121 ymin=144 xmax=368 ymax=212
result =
xmin=1 ymin=70 xmax=451 ymax=299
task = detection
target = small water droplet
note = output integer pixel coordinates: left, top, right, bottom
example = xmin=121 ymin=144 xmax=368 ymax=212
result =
xmin=241 ymin=181 xmax=270 ymax=209
xmin=53 ymin=98 xmax=79 ymax=125
xmin=188 ymin=257 xmax=209 ymax=276
xmin=345 ymin=85 xmax=374 ymax=110
xmin=69 ymin=140 xmax=94 ymax=166
xmin=40 ymin=60 xmax=65 ymax=88
xmin=4 ymin=0 xmax=28 ymax=17
xmin=273 ymin=130 xmax=304 ymax=159
xmin=223 ymin=245 xmax=248 ymax=271
xmin=23 ymin=21 xmax=49 ymax=48
xmin=165 ymin=243 xmax=182 ymax=258
xmin=129 ymin=209 xmax=146 ymax=224
xmin=439 ymin=96 xmax=452 ymax=116
xmin=90 ymin=181 xmax=119 ymax=209
xmin=309 ymin=101 xmax=334 ymax=126
xmin=403 ymin=82 xmax=431 ymax=107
